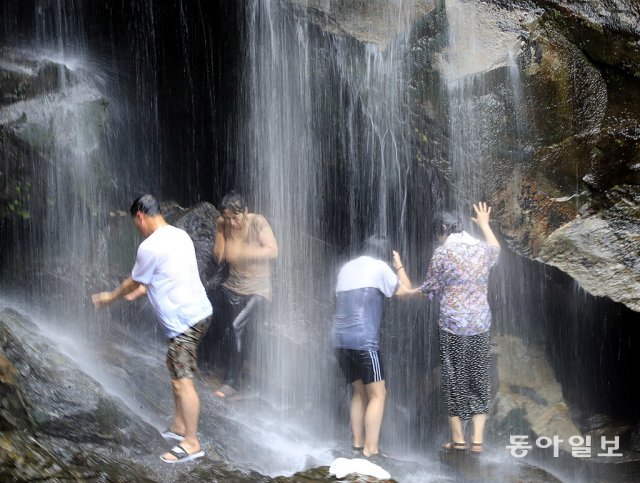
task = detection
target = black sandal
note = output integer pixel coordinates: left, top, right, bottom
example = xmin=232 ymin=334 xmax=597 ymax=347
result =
xmin=364 ymin=451 xmax=389 ymax=464
xmin=443 ymin=441 xmax=467 ymax=451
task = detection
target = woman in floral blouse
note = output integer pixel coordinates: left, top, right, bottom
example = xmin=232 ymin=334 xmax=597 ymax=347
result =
xmin=419 ymin=202 xmax=500 ymax=453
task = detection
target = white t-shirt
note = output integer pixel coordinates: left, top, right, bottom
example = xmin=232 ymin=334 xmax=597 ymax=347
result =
xmin=331 ymin=256 xmax=399 ymax=350
xmin=131 ymin=225 xmax=213 ymax=339
xmin=335 ymin=256 xmax=398 ymax=297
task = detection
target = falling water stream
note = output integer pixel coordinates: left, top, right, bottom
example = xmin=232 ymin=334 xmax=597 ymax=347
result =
xmin=2 ymin=0 xmax=640 ymax=481
xmin=238 ymin=0 xmax=418 ymax=421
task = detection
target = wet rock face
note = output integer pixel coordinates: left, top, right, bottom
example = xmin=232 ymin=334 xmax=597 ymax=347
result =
xmin=0 ymin=306 xmax=283 ymax=482
xmin=283 ymin=0 xmax=640 ymax=311
xmin=0 ymin=48 xmax=109 ymax=291
xmin=0 ymin=48 xmax=75 ymax=107
xmin=411 ymin=0 xmax=640 ymax=310
xmin=492 ymin=335 xmax=581 ymax=452
xmin=538 ymin=185 xmax=640 ymax=310
xmin=534 ymin=0 xmax=640 ymax=79
xmin=0 ymin=354 xmax=31 ymax=431
xmin=286 ymin=0 xmax=438 ymax=48
xmin=520 ymin=27 xmax=608 ymax=146
xmin=0 ymin=48 xmax=103 ymax=167
xmin=281 ymin=0 xmax=640 ymax=309
xmin=0 ymin=50 xmax=70 ymax=224
xmin=0 ymin=308 xmax=161 ymax=480
xmin=0 ymin=309 xmax=164 ymax=452
xmin=505 ymin=4 xmax=640 ymax=310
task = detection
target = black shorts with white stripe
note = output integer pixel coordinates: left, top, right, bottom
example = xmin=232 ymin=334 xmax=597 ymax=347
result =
xmin=336 ymin=348 xmax=384 ymax=385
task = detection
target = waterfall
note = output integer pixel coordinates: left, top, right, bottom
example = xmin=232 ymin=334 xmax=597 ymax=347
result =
xmin=1 ymin=0 xmax=107 ymax=332
xmin=2 ymin=0 xmax=444 ymax=476
xmin=235 ymin=0 xmax=438 ymax=465
xmin=0 ymin=0 xmax=169 ymax=336
xmin=444 ymin=0 xmax=525 ymax=215
xmin=4 ymin=1 xmax=639 ymax=481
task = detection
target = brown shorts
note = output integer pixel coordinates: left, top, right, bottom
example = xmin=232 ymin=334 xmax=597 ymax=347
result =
xmin=166 ymin=316 xmax=212 ymax=380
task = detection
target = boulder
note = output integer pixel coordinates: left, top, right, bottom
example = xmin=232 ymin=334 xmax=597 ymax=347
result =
xmin=167 ymin=201 xmax=225 ymax=292
xmin=492 ymin=335 xmax=581 ymax=453
xmin=0 ymin=352 xmax=31 ymax=431
xmin=286 ymin=0 xmax=438 ymax=49
xmin=0 ymin=308 xmax=165 ymax=461
xmin=533 ymin=0 xmax=640 ymax=79
xmin=0 ymin=48 xmax=75 ymax=107
xmin=538 ymin=185 xmax=640 ymax=311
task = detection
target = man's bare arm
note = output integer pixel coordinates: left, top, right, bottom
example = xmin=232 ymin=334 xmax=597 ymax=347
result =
xmin=92 ymin=277 xmax=141 ymax=308
xmin=124 ymin=284 xmax=147 ymax=301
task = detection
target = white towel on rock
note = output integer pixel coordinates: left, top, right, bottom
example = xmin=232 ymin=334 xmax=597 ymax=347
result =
xmin=328 ymin=457 xmax=391 ymax=480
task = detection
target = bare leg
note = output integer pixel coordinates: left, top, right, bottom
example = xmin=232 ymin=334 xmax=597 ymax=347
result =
xmin=362 ymin=380 xmax=386 ymax=457
xmin=162 ymin=378 xmax=201 ymax=460
xmin=350 ymin=379 xmax=367 ymax=448
xmin=448 ymin=416 xmax=465 ymax=445
xmin=169 ymin=377 xmax=187 ymax=434
xmin=471 ymin=413 xmax=487 ymax=450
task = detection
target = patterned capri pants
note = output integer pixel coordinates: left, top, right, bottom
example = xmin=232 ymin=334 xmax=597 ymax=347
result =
xmin=439 ymin=329 xmax=491 ymax=421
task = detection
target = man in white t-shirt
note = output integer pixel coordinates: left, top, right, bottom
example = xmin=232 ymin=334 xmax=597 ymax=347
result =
xmin=92 ymin=194 xmax=213 ymax=464
xmin=331 ymin=235 xmax=415 ymax=461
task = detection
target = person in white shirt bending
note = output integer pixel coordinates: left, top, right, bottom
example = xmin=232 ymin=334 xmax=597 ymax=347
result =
xmin=92 ymin=194 xmax=213 ymax=464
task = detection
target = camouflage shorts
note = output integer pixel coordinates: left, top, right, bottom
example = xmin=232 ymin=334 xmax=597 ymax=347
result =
xmin=166 ymin=316 xmax=212 ymax=380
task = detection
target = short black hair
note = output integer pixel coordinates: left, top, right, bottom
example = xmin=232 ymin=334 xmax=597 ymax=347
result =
xmin=130 ymin=194 xmax=161 ymax=217
xmin=362 ymin=235 xmax=392 ymax=261
xmin=220 ymin=191 xmax=247 ymax=214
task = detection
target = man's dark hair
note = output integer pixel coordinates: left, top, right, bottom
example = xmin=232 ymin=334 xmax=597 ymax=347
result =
xmin=130 ymin=194 xmax=161 ymax=217
xmin=437 ymin=211 xmax=463 ymax=237
xmin=220 ymin=191 xmax=247 ymax=214
xmin=362 ymin=235 xmax=392 ymax=261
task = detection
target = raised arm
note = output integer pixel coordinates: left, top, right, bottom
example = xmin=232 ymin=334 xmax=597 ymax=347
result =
xmin=472 ymin=202 xmax=500 ymax=249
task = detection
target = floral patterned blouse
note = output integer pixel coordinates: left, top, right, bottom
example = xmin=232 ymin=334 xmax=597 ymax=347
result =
xmin=419 ymin=232 xmax=500 ymax=336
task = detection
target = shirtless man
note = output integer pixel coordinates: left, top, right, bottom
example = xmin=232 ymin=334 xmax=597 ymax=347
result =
xmin=212 ymin=192 xmax=278 ymax=398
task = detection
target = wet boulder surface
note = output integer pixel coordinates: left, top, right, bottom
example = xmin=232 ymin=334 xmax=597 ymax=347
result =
xmin=425 ymin=0 xmax=640 ymax=311
xmin=0 ymin=307 xmax=160 ymax=481
xmin=1 ymin=304 xmax=590 ymax=482
xmin=315 ymin=0 xmax=640 ymax=312
xmin=0 ymin=307 xmax=276 ymax=482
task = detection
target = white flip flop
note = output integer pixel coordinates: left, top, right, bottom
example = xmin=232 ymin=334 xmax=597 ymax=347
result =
xmin=160 ymin=444 xmax=205 ymax=464
xmin=161 ymin=430 xmax=185 ymax=442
